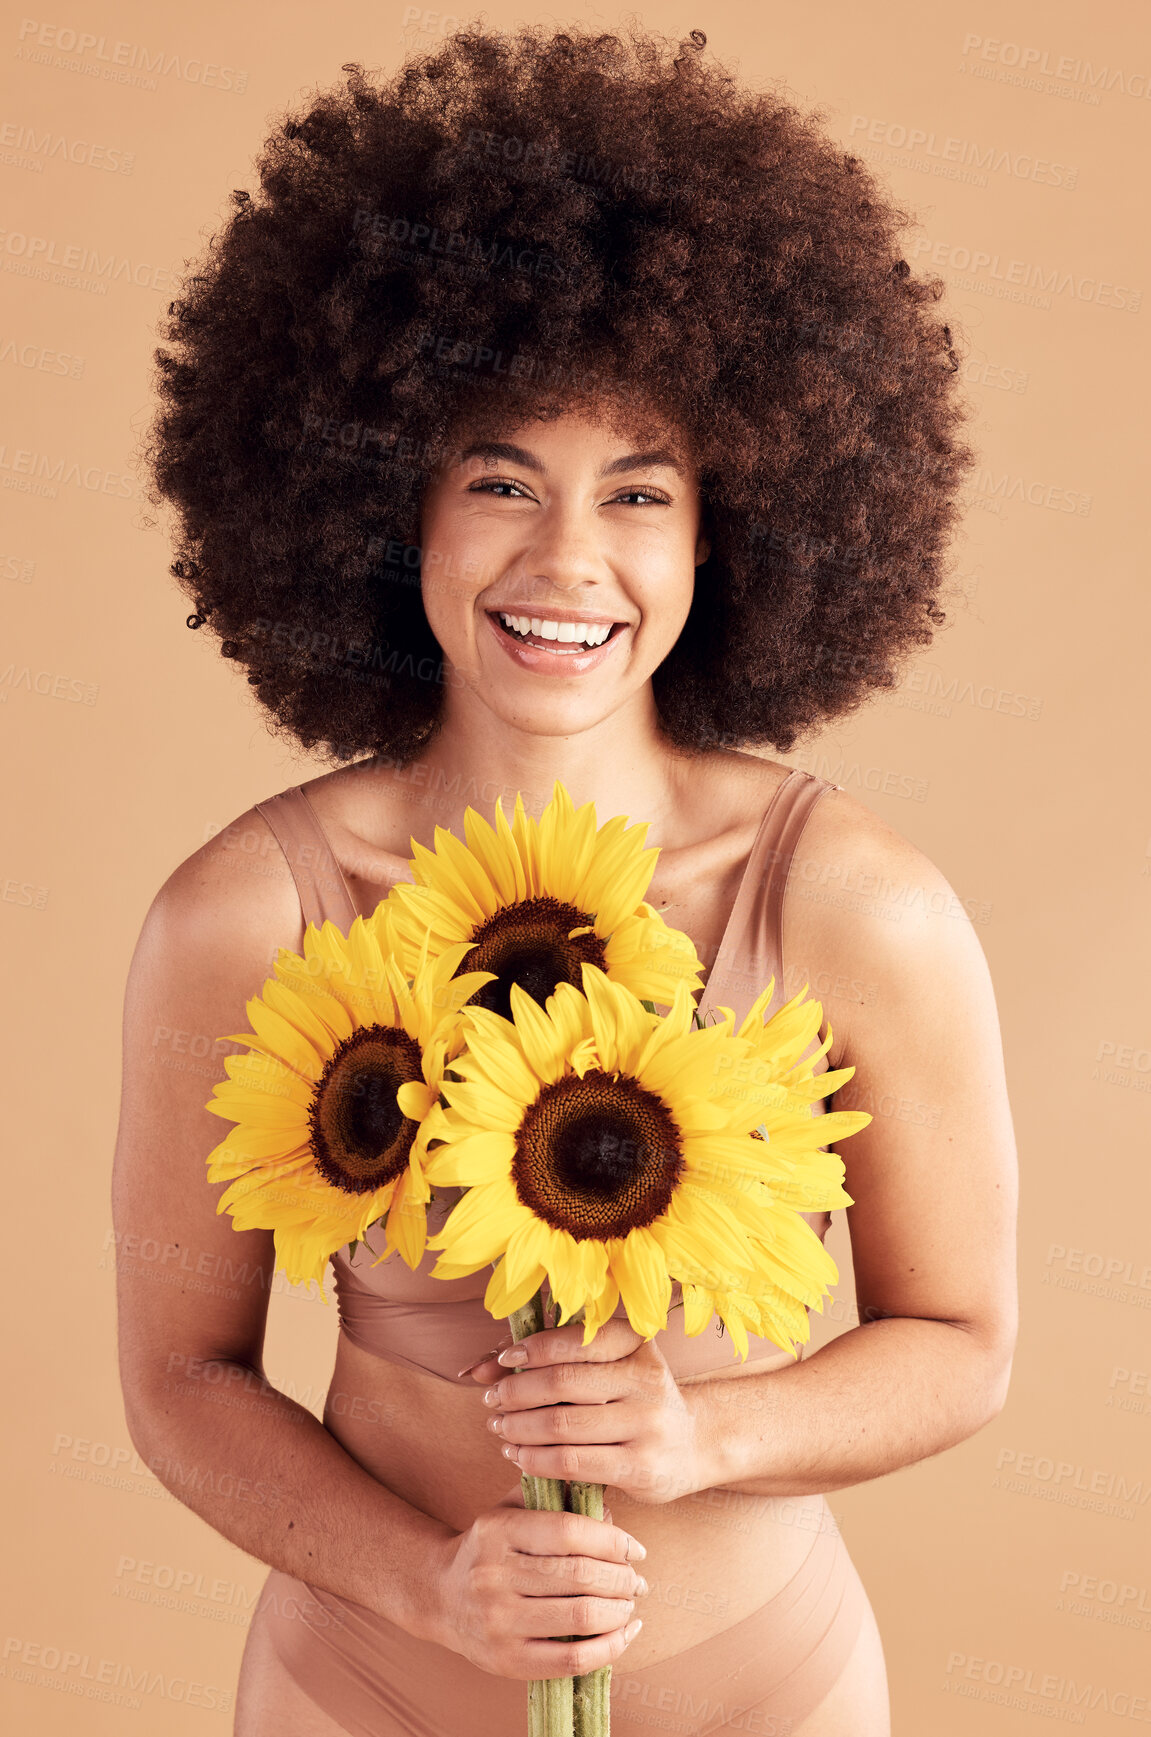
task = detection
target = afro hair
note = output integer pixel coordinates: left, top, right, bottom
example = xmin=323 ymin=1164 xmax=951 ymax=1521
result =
xmin=143 ymin=20 xmax=974 ymax=767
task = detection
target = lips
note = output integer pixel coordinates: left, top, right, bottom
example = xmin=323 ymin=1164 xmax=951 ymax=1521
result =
xmin=484 ymin=608 xmax=629 ymax=673
xmin=490 ymin=612 xmax=625 ymax=651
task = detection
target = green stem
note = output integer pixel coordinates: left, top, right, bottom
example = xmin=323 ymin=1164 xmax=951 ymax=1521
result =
xmin=507 ymin=1292 xmax=611 ymax=1737
xmin=509 ymin=1291 xmax=574 ymax=1737
xmin=568 ymin=1479 xmax=611 ymax=1735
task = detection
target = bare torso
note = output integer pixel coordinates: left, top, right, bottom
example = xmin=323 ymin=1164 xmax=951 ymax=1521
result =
xmin=255 ymin=748 xmax=863 ymax=1671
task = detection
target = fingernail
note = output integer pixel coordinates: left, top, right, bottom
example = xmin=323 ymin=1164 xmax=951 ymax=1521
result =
xmin=624 ymin=1619 xmax=643 ymax=1643
xmin=498 ymin=1346 xmax=528 ymax=1365
xmin=628 ymin=1538 xmax=647 ymax=1561
xmin=456 ymin=1349 xmax=500 ymax=1378
xmin=636 ymin=1576 xmax=649 ymax=1596
xmin=482 ymin=1387 xmax=501 ymax=1406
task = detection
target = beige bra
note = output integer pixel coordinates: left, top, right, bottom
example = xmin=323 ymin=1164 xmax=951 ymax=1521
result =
xmin=254 ymin=769 xmax=839 ymax=1383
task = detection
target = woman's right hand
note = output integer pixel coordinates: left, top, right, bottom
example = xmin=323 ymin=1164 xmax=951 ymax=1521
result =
xmin=422 ymin=1485 xmax=649 ymax=1680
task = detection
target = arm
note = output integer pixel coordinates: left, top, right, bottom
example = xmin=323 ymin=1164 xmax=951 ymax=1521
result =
xmin=477 ymin=796 xmax=1018 ymax=1505
xmin=692 ymin=798 xmax=1019 ymax=1496
xmin=112 ymin=823 xmax=454 ymax=1633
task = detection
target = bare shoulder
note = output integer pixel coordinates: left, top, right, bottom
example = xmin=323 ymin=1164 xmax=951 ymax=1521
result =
xmin=142 ymin=799 xmax=304 ymax=958
xmin=775 ymin=777 xmax=998 ymax=1065
xmin=678 ymin=746 xmax=793 ymax=831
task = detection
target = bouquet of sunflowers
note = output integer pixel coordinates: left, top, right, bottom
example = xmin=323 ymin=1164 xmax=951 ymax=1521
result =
xmin=204 ymin=782 xmax=870 ymax=1737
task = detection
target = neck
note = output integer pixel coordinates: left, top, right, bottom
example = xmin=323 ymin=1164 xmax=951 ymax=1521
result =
xmin=372 ymin=687 xmax=691 ymax=846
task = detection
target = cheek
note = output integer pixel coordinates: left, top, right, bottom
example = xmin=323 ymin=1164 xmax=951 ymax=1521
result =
xmin=638 ymin=569 xmax=695 ymax=646
xmin=418 ymin=536 xmax=486 ymax=633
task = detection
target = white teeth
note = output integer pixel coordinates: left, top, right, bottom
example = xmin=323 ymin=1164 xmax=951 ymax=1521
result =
xmin=498 ymin=612 xmax=614 ymax=648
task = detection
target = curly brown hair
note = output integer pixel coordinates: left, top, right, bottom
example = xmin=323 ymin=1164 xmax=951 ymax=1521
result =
xmin=141 ymin=20 xmax=973 ymax=768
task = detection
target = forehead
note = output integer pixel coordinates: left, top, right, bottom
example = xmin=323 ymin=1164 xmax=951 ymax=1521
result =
xmin=445 ymin=399 xmax=695 ymax=475
xmin=455 ymin=436 xmax=688 ymax=479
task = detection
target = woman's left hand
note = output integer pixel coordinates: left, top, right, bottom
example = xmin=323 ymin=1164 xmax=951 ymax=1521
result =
xmin=464 ymin=1319 xmax=715 ymax=1506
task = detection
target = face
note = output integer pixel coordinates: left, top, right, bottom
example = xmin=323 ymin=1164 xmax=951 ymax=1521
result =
xmin=416 ymin=406 xmax=711 ymax=740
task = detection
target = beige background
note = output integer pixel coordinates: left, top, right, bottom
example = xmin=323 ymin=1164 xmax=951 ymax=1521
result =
xmin=4 ymin=0 xmax=1148 ymax=1729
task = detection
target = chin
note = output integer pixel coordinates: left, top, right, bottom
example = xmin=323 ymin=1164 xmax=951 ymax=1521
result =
xmin=488 ymin=697 xmax=618 ymax=737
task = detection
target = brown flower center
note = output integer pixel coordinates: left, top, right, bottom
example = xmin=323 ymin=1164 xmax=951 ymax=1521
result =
xmin=309 ymin=1025 xmax=424 ymax=1196
xmin=512 ymin=1069 xmax=684 ymax=1240
xmin=463 ymin=896 xmax=608 ymax=1020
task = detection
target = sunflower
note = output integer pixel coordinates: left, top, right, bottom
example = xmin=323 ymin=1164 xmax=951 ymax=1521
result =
xmin=679 ymin=1221 xmax=838 ymax=1362
xmin=204 ymin=904 xmax=495 ymax=1291
xmin=379 ymin=780 xmax=704 ymax=1021
xmin=421 ymin=964 xmax=870 ymax=1352
xmin=675 ymin=976 xmax=870 ymax=1355
xmin=705 ymin=975 xmax=870 ymax=1211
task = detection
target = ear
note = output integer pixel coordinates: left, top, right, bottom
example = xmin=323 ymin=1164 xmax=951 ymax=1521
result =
xmin=694 ymin=499 xmax=713 ymax=567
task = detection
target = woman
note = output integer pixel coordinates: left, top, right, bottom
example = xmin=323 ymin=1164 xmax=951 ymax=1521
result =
xmin=115 ymin=23 xmax=1018 ymax=1735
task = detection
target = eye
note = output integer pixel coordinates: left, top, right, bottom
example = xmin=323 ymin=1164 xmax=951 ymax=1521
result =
xmin=469 ymin=477 xmax=530 ymax=499
xmin=467 ymin=478 xmax=671 ymax=506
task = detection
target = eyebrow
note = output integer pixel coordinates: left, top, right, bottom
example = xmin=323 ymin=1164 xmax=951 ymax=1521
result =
xmin=454 ymin=440 xmax=686 ymax=479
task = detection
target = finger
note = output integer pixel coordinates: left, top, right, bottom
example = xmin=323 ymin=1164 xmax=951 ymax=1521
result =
xmin=463 ymin=1354 xmax=509 ymax=1383
xmin=458 ymin=1335 xmax=514 ymax=1380
xmin=509 ymin=1508 xmax=646 ymax=1563
xmin=492 ymin=1399 xmax=639 ymax=1446
xmin=485 ymin=1362 xmax=633 ymax=1413
xmin=506 ymin=1553 xmax=647 ymax=1601
xmin=515 ymin=1593 xmax=637 ymax=1640
xmin=497 ymin=1317 xmax=645 ymax=1371
xmin=518 ymin=1619 xmax=643 ymax=1680
xmin=501 ymin=1443 xmax=632 ymax=1489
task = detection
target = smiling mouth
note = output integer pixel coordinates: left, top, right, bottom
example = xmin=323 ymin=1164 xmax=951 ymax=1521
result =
xmin=489 ymin=612 xmax=627 ymax=653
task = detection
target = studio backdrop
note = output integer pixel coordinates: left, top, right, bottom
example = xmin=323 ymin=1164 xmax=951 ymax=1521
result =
xmin=4 ymin=0 xmax=1148 ymax=1731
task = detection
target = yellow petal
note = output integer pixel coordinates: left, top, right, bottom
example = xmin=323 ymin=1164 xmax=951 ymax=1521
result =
xmin=611 ymin=1229 xmax=672 ymax=1339
xmin=396 ymin=1079 xmax=437 ymax=1122
xmin=485 ymin=1253 xmax=548 ymax=1320
xmin=423 ymin=1129 xmax=516 ymax=1186
xmin=438 ymin=1078 xmax=524 ymax=1134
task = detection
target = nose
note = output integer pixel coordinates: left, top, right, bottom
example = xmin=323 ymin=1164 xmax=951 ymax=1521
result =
xmin=511 ymin=504 xmax=606 ymax=612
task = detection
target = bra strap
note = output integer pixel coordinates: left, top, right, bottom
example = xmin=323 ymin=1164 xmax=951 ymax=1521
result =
xmin=759 ymin=769 xmax=838 ymax=1007
xmin=701 ymin=769 xmax=837 ymax=1028
xmin=254 ymin=786 xmax=360 ymax=934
